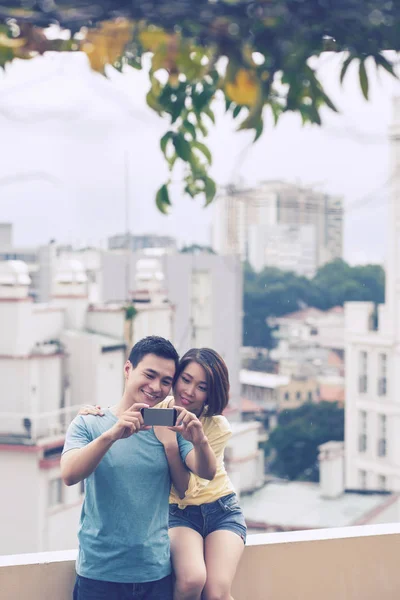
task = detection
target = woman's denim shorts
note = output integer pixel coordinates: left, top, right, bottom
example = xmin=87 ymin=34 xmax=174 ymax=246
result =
xmin=169 ymin=493 xmax=247 ymax=544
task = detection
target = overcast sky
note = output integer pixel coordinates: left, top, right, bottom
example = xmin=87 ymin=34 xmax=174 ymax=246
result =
xmin=0 ymin=51 xmax=399 ymax=265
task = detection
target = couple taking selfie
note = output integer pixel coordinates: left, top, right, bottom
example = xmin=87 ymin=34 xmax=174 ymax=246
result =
xmin=61 ymin=336 xmax=247 ymax=600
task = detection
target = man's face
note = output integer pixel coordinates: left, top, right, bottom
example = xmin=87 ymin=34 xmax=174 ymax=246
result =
xmin=124 ymin=353 xmax=176 ymax=406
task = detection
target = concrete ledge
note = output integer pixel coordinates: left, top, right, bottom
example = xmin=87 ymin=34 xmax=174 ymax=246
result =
xmin=2 ymin=524 xmax=400 ymax=599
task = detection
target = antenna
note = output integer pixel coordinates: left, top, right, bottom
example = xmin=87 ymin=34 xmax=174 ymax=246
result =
xmin=124 ymin=149 xmax=131 ymax=302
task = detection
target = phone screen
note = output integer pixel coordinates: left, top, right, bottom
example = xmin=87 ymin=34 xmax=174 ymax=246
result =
xmin=141 ymin=407 xmax=177 ymax=427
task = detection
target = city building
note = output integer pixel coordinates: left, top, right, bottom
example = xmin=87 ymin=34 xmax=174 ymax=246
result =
xmin=270 ymin=306 xmax=345 ymax=352
xmin=345 ymin=97 xmax=400 ymax=492
xmin=248 ymin=223 xmax=317 ymax=277
xmin=269 ymin=307 xmax=345 ymax=387
xmin=159 ymin=251 xmax=243 ymax=412
xmin=108 ymin=232 xmax=177 ymax=252
xmin=0 ymin=259 xmax=126 ymax=555
xmin=242 ymin=442 xmax=400 ymax=533
xmin=212 ymin=180 xmax=343 ymax=276
xmin=0 ymin=255 xmax=178 ymax=555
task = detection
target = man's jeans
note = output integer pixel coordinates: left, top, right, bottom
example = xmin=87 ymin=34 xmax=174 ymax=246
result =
xmin=73 ymin=574 xmax=173 ymax=600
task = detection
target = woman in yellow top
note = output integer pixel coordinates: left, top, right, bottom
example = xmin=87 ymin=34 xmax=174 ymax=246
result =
xmin=80 ymin=347 xmax=246 ymax=600
xmin=159 ymin=347 xmax=246 ymax=600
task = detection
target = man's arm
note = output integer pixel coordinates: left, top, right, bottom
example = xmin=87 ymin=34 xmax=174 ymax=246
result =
xmin=61 ymin=403 xmax=148 ymax=486
xmin=61 ymin=433 xmax=117 ymax=486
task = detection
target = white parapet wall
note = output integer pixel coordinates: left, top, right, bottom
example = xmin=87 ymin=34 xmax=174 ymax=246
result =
xmin=2 ymin=524 xmax=400 ymax=599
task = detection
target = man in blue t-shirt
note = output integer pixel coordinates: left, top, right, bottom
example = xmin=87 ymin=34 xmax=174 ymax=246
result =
xmin=61 ymin=336 xmax=216 ymax=600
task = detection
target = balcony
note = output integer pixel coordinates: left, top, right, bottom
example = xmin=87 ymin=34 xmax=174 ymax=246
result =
xmin=0 ymin=405 xmax=82 ymax=444
xmin=2 ymin=523 xmax=400 ymax=599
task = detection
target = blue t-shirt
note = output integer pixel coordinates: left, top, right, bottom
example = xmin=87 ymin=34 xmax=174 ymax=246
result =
xmin=62 ymin=410 xmax=193 ymax=583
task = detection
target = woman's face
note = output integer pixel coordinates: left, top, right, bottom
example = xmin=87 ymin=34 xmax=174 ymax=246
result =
xmin=174 ymin=361 xmax=208 ymax=416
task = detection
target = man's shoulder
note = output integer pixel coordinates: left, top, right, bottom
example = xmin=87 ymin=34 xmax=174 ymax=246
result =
xmin=65 ymin=411 xmax=114 ymax=442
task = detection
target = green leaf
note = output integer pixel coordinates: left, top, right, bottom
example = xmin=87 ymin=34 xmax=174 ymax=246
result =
xmin=173 ymin=134 xmax=192 ymax=162
xmin=192 ymin=140 xmax=212 ymax=165
xmin=167 ymin=153 xmax=178 ymax=170
xmin=319 ymin=90 xmax=338 ymax=113
xmin=182 ymin=119 xmax=197 ymax=140
xmin=359 ymin=59 xmax=369 ymax=100
xmin=160 ymin=131 xmax=174 ymax=157
xmin=146 ymin=89 xmax=162 ymax=114
xmin=374 ymin=53 xmax=397 ymax=78
xmin=203 ymin=106 xmax=215 ymax=124
xmin=340 ymin=55 xmax=353 ymax=84
xmin=232 ymin=105 xmax=243 ymax=119
xmin=196 ymin=117 xmax=208 ymax=137
xmin=155 ymin=184 xmax=172 ymax=214
xmin=270 ymin=102 xmax=282 ymax=126
xmin=254 ymin=118 xmax=264 ymax=142
xmin=204 ymin=177 xmax=216 ymax=206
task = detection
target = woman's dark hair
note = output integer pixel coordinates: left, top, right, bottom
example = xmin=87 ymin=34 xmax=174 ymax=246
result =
xmin=175 ymin=348 xmax=230 ymax=417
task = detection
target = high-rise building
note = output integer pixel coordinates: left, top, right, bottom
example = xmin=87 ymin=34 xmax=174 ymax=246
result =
xmin=212 ymin=181 xmax=343 ymax=276
xmin=345 ymin=97 xmax=400 ymax=493
xmin=159 ymin=252 xmax=243 ymax=416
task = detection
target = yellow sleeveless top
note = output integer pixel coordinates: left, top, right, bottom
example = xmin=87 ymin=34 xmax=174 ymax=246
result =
xmin=157 ymin=398 xmax=235 ymax=508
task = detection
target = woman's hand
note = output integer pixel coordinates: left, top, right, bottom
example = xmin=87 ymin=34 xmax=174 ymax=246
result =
xmin=170 ymin=406 xmax=207 ymax=447
xmin=78 ymin=405 xmax=104 ymax=417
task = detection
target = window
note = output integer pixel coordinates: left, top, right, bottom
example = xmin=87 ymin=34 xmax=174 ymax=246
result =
xmin=378 ymin=353 xmax=387 ymax=397
xmin=378 ymin=474 xmax=387 ymax=491
xmin=377 ymin=414 xmax=387 ymax=457
xmin=307 ymin=391 xmax=313 ymax=402
xmin=358 ymin=411 xmax=367 ymax=453
xmin=284 ymin=392 xmax=290 ymax=401
xmin=48 ymin=478 xmax=63 ymax=507
xmin=296 ymin=391 xmax=301 ymax=401
xmin=359 ymin=469 xmax=367 ymax=490
xmin=358 ymin=351 xmax=368 ymax=393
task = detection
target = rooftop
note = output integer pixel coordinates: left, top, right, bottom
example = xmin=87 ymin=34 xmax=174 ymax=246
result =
xmin=240 ymin=369 xmax=290 ymax=389
xmin=241 ymin=481 xmax=396 ymax=530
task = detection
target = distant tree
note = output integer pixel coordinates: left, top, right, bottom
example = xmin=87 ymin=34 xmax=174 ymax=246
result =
xmin=268 ymin=402 xmax=345 ymax=481
xmin=312 ymin=259 xmax=385 ymax=308
xmin=180 ymin=244 xmax=216 ymax=254
xmin=243 ymin=259 xmax=385 ymax=348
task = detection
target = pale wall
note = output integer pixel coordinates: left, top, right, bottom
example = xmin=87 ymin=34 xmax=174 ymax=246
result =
xmin=2 ymin=525 xmax=400 ymax=600
xmin=0 ymin=452 xmax=40 ymax=555
xmin=86 ymin=310 xmax=125 ymax=340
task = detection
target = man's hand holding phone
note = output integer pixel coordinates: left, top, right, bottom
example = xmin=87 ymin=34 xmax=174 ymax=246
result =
xmin=105 ymin=403 xmax=150 ymax=442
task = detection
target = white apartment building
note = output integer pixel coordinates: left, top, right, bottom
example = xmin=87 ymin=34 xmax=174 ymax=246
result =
xmin=0 ymin=255 xmax=177 ymax=556
xmin=345 ymin=98 xmax=400 ymax=493
xmin=213 ymin=180 xmax=343 ymax=275
xmin=159 ymin=252 xmax=243 ymax=414
xmin=248 ymin=223 xmax=317 ymax=277
xmin=271 ymin=306 xmax=345 ymax=353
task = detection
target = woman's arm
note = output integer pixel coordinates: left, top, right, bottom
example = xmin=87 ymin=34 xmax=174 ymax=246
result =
xmin=153 ymin=427 xmax=190 ymax=499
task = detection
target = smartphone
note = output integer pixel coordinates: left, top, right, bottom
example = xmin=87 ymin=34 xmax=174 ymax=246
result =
xmin=140 ymin=407 xmax=178 ymax=427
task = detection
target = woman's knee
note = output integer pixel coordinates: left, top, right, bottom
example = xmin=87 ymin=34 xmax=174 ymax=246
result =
xmin=202 ymin=581 xmax=231 ymax=600
xmin=175 ymin=569 xmax=207 ymax=599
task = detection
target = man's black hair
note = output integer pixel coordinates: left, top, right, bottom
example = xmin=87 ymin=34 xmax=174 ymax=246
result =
xmin=128 ymin=336 xmax=179 ymax=373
